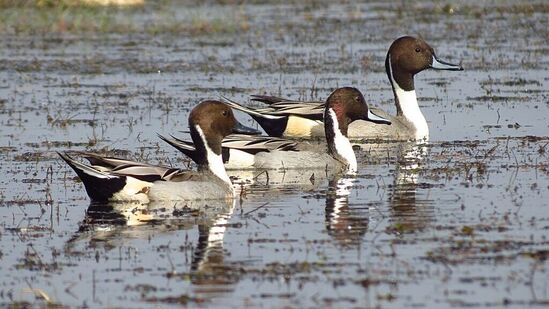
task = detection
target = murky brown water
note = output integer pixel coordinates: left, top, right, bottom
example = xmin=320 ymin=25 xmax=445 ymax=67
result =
xmin=1 ymin=1 xmax=548 ymax=308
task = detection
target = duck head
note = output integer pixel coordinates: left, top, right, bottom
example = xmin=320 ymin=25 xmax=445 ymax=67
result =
xmin=189 ymin=100 xmax=260 ymax=179
xmin=323 ymin=87 xmax=391 ymax=172
xmin=324 ymin=87 xmax=391 ymax=136
xmin=386 ymin=36 xmax=463 ymax=92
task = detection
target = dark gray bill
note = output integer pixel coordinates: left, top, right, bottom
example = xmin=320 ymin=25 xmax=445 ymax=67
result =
xmin=364 ymin=110 xmax=391 ymax=125
xmin=431 ymin=55 xmax=463 ymax=71
xmin=233 ymin=121 xmax=262 ymax=135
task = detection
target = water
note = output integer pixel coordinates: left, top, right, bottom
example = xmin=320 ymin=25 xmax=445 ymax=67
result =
xmin=0 ymin=0 xmax=548 ymax=308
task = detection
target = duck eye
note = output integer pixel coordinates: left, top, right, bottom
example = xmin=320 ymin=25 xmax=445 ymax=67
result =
xmin=355 ymin=96 xmax=360 ymax=102
xmin=222 ymin=110 xmax=228 ymax=117
xmin=415 ymin=48 xmax=421 ymax=53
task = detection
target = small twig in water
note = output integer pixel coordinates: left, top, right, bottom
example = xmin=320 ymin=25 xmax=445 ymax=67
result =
xmin=243 ymin=202 xmax=269 ymax=216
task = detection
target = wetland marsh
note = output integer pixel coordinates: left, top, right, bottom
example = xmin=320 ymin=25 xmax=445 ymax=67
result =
xmin=0 ymin=1 xmax=548 ymax=308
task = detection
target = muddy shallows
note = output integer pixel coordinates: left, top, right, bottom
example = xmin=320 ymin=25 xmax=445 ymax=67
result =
xmin=0 ymin=1 xmax=548 ymax=308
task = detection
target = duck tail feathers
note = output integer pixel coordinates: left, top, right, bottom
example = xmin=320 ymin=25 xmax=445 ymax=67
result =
xmin=58 ymin=152 xmax=113 ymax=180
xmin=57 ymin=151 xmax=125 ymax=202
xmin=157 ymin=134 xmax=200 ymax=164
xmin=250 ymin=94 xmax=288 ymax=105
xmin=220 ymin=96 xmax=284 ymax=120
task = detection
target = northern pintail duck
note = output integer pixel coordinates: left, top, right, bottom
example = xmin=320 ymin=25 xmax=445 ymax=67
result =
xmin=163 ymin=87 xmax=391 ymax=173
xmin=58 ymin=100 xmax=260 ymax=203
xmin=225 ymin=36 xmax=463 ymax=141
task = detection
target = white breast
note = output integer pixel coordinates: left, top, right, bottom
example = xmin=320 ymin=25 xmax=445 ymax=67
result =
xmin=195 ymin=125 xmax=233 ymax=187
xmin=394 ymin=87 xmax=429 ymax=140
xmin=388 ymin=56 xmax=429 ymax=141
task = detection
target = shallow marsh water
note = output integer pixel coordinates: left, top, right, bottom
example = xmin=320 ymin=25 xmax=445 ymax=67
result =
xmin=0 ymin=0 xmax=548 ymax=308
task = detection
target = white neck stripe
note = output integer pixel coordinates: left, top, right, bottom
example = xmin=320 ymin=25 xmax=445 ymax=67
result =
xmin=328 ymin=108 xmax=357 ymax=173
xmin=388 ymin=55 xmax=429 ymax=140
xmin=195 ymin=125 xmax=232 ymax=185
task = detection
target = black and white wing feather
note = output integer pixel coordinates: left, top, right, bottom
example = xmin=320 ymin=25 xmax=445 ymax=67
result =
xmin=222 ymin=96 xmax=324 ymax=120
xmin=159 ymin=134 xmax=298 ymax=164
xmin=221 ymin=134 xmax=298 ymax=152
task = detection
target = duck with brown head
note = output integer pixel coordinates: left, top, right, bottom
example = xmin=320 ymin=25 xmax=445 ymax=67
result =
xmin=324 ymin=87 xmax=391 ymax=172
xmin=187 ymin=100 xmax=260 ymax=183
xmin=58 ymin=100 xmax=260 ymax=203
xmin=383 ymin=36 xmax=463 ymax=140
xmin=222 ymin=36 xmax=463 ymax=141
xmin=164 ymin=87 xmax=391 ymax=174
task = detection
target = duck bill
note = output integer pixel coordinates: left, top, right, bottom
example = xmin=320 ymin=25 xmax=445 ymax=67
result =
xmin=233 ymin=121 xmax=262 ymax=135
xmin=431 ymin=55 xmax=463 ymax=71
xmin=364 ymin=110 xmax=391 ymax=125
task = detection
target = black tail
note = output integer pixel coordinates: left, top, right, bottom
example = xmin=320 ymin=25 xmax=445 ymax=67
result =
xmin=58 ymin=152 xmax=126 ymax=202
xmin=248 ymin=115 xmax=288 ymax=137
xmin=222 ymin=98 xmax=289 ymax=137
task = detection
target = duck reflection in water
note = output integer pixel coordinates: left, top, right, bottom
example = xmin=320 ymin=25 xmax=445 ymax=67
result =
xmin=388 ymin=141 xmax=435 ymax=233
xmin=325 ymin=176 xmax=370 ymax=248
xmin=190 ymin=201 xmax=238 ymax=294
xmin=66 ymin=198 xmax=239 ymax=298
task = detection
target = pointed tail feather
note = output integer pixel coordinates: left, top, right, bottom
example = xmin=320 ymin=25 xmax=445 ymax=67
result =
xmin=58 ymin=152 xmax=114 ymax=180
xmin=157 ymin=134 xmax=200 ymax=163
xmin=220 ymin=96 xmax=284 ymax=120
xmin=219 ymin=96 xmax=289 ymax=137
xmin=250 ymin=94 xmax=289 ymax=105
xmin=252 ymin=95 xmax=325 ymax=109
xmin=71 ymin=150 xmax=130 ymax=169
xmin=169 ymin=134 xmax=194 ymax=147
xmin=57 ymin=152 xmax=126 ymax=202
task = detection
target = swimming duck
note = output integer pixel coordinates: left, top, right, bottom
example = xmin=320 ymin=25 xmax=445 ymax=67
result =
xmin=225 ymin=36 xmax=463 ymax=141
xmin=58 ymin=100 xmax=260 ymax=203
xmin=162 ymin=87 xmax=391 ymax=173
